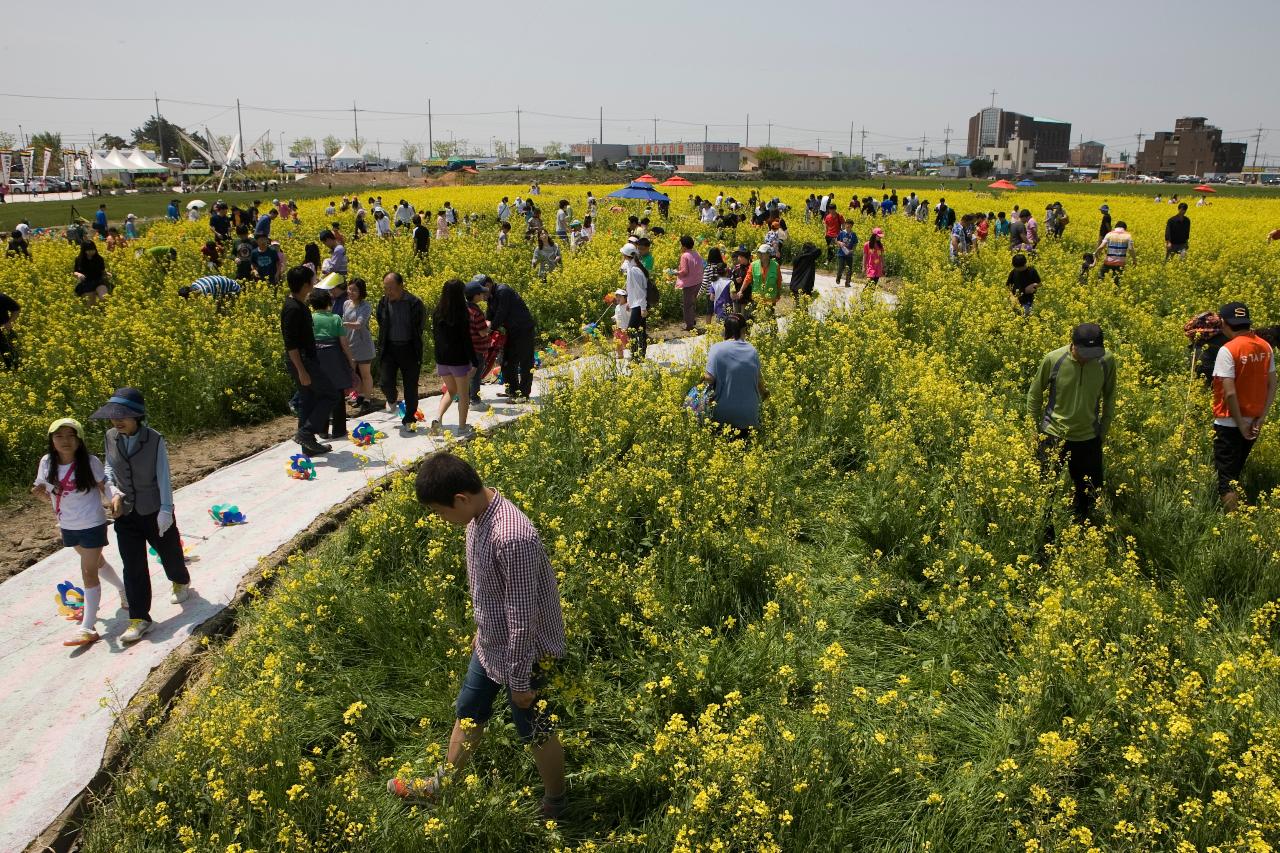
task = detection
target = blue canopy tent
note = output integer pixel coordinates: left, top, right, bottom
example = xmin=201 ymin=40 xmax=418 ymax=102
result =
xmin=608 ymin=182 xmax=670 ymax=202
xmin=1016 ymin=179 xmax=1037 ymax=187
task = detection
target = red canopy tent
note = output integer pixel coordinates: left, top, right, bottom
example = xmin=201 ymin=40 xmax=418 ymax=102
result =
xmin=1194 ymin=184 xmax=1216 ymax=193
xmin=659 ymin=176 xmax=692 ymax=187
xmin=635 ymin=174 xmax=657 ymax=184
xmin=987 ymin=179 xmax=1016 ymax=190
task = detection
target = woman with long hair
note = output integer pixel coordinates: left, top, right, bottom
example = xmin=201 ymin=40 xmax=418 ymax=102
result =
xmin=73 ymin=240 xmax=110 ymax=305
xmin=342 ymin=278 xmax=377 ymax=414
xmin=430 ymin=278 xmax=476 ymax=435
xmin=863 ymin=228 xmax=885 ymax=288
xmin=532 ymin=230 xmax=562 ymax=280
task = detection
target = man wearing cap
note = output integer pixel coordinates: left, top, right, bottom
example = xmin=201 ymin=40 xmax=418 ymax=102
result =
xmin=376 ymin=272 xmax=427 ymax=428
xmin=282 ymin=266 xmax=339 ymax=455
xmin=1165 ymin=202 xmax=1192 ymax=260
xmin=91 ymin=387 xmax=192 ymax=643
xmin=1211 ymin=302 xmax=1276 ymax=511
xmin=1098 ymin=205 xmax=1112 ymax=243
xmin=474 ymin=273 xmax=537 ymax=399
xmin=1027 ymin=323 xmax=1118 ymax=521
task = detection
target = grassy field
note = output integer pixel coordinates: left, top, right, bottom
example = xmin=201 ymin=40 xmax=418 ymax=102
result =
xmin=62 ymin=184 xmax=1280 ymax=851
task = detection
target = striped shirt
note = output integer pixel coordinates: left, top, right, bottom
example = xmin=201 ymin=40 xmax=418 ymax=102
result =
xmin=190 ymin=275 xmax=241 ymax=297
xmin=466 ymin=491 xmax=565 ymax=690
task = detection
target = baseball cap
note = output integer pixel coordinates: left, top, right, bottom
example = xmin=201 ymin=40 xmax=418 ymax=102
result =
xmin=1071 ymin=323 xmax=1105 ymax=360
xmin=1220 ymin=302 xmax=1251 ymax=329
xmin=756 ymin=243 xmax=773 ymax=255
xmin=620 ymin=244 xmax=640 ymax=258
xmin=47 ymin=417 xmax=84 ymax=439
xmin=465 ymin=281 xmax=487 ymax=299
xmin=1099 ymin=204 xmax=1109 ymax=213
xmin=469 ymin=273 xmax=492 ymax=287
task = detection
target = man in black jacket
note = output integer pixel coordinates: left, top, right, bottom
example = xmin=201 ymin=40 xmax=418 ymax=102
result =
xmin=472 ymin=273 xmax=537 ymax=400
xmin=376 ymin=272 xmax=426 ymax=429
xmin=281 ymin=266 xmax=336 ymax=455
xmin=1166 ymin=203 xmax=1192 ymax=259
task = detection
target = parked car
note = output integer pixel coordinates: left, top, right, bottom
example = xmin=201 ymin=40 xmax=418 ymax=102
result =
xmin=189 ymin=158 xmax=208 ymax=169
xmin=539 ymin=159 xmax=570 ymax=171
xmin=572 ymin=162 xmax=588 ymax=171
xmin=8 ymin=178 xmax=28 ymax=193
xmin=1225 ymin=178 xmax=1246 ymax=186
xmin=615 ymin=159 xmax=639 ymax=170
xmin=365 ymin=162 xmax=388 ymax=172
xmin=646 ymin=160 xmax=676 ymax=171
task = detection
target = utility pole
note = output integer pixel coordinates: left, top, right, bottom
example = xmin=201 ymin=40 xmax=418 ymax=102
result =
xmin=849 ymin=121 xmax=854 ymax=159
xmin=704 ymin=124 xmax=708 ymax=148
xmin=653 ymin=115 xmax=658 ymax=145
xmin=154 ymin=92 xmax=166 ymax=162
xmin=599 ymin=106 xmax=603 ymax=145
xmin=943 ymin=125 xmax=952 ymax=161
xmin=767 ymin=123 xmax=772 ymax=146
xmin=745 ymin=113 xmax=749 ymax=149
xmin=1251 ymin=125 xmax=1265 ymax=171
xmin=236 ymin=99 xmax=246 ymax=167
xmin=1135 ymin=129 xmax=1144 ymax=172
xmin=860 ymin=126 xmax=867 ymax=158
xmin=427 ymin=98 xmax=433 ymax=160
xmin=920 ymin=133 xmax=928 ymax=171
xmin=352 ymin=101 xmax=360 ymax=152
xmin=516 ymin=105 xmax=522 ymax=160
xmin=280 ymin=131 xmax=285 ymax=173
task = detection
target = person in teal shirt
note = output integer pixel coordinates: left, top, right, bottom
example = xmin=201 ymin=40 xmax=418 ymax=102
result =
xmin=308 ymin=288 xmax=355 ymax=439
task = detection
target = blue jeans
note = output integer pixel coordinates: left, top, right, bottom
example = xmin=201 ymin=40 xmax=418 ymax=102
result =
xmin=454 ymin=652 xmax=555 ymax=744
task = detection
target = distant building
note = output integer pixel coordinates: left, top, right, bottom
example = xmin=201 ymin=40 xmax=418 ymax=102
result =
xmin=980 ymin=139 xmax=1036 ymax=177
xmin=966 ymin=106 xmax=1071 ymax=165
xmin=570 ymin=141 xmax=739 ymax=172
xmin=1135 ymin=117 xmax=1246 ymax=178
xmin=740 ymin=147 xmax=833 ymax=173
xmin=1070 ymin=141 xmax=1105 ymax=168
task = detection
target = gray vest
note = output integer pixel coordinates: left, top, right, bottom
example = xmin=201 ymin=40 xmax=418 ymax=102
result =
xmin=105 ymin=426 xmax=162 ymax=516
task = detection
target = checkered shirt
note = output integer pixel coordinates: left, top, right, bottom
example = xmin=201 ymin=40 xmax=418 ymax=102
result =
xmin=466 ymin=491 xmax=565 ymax=690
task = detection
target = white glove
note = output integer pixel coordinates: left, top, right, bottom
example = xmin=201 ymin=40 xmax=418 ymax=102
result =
xmin=157 ymin=510 xmax=174 ymax=537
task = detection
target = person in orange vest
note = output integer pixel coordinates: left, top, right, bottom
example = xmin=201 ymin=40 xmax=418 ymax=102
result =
xmin=1211 ymin=301 xmax=1278 ymax=511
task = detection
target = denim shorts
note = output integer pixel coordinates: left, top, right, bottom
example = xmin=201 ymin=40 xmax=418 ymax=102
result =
xmin=454 ymin=652 xmax=555 ymax=744
xmin=62 ymin=523 xmax=108 ymax=549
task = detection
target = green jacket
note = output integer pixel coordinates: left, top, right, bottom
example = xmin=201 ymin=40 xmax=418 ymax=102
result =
xmin=1027 ymin=345 xmax=1117 ymax=441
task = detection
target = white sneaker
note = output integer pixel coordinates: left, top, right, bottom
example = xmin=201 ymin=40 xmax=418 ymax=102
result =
xmin=170 ymin=583 xmax=191 ymax=604
xmin=385 ymin=401 xmax=398 ymax=414
xmin=120 ymin=619 xmax=153 ymax=643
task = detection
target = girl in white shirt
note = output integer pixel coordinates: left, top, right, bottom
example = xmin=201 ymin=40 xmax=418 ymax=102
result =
xmin=32 ymin=418 xmax=125 ymax=646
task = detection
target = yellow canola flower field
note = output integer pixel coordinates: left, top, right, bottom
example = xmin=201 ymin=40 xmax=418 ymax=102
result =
xmin=65 ymin=181 xmax=1280 ymax=851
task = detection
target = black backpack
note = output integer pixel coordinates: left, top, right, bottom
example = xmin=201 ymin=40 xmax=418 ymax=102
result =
xmin=643 ymin=266 xmax=661 ymax=311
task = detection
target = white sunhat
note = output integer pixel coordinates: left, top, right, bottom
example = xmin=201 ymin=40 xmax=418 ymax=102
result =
xmin=756 ymin=243 xmax=773 ymax=255
xmin=620 ymin=244 xmax=640 ymax=258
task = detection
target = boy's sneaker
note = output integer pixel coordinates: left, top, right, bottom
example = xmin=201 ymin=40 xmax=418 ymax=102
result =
xmin=120 ymin=619 xmax=153 ymax=644
xmin=170 ymin=583 xmax=191 ymax=604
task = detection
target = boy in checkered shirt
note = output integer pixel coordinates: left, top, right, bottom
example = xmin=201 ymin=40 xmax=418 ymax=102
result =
xmin=388 ymin=452 xmax=567 ymax=818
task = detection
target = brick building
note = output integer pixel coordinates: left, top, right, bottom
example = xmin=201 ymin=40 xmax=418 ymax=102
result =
xmin=966 ymin=106 xmax=1071 ymax=165
xmin=1135 ymin=117 xmax=1246 ymax=178
xmin=1070 ymin=141 xmax=1105 ymax=168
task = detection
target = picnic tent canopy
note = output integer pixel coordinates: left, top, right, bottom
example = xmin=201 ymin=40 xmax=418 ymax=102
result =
xmin=987 ymin=179 xmax=1016 ymax=190
xmin=329 ymin=145 xmax=362 ymax=164
xmin=660 ymin=176 xmax=692 ymax=187
xmin=124 ymin=149 xmax=167 ymax=172
xmin=101 ymin=149 xmax=135 ymax=171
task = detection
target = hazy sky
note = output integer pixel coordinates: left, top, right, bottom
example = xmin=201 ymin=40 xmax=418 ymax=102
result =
xmin=4 ymin=0 xmax=1277 ymax=164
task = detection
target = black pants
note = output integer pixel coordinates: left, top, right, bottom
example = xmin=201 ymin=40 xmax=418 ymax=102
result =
xmin=824 ymin=235 xmax=836 ymax=260
xmin=379 ymin=342 xmax=421 ymax=421
xmin=115 ymin=510 xmax=189 ymax=622
xmin=502 ymin=325 xmax=536 ymax=397
xmin=1098 ymin=265 xmax=1123 ymax=283
xmin=0 ymin=329 xmax=17 ymax=369
xmin=1038 ymin=434 xmax=1104 ymax=520
xmin=1213 ymin=424 xmax=1256 ymax=495
xmin=329 ymin=399 xmax=347 ymax=438
xmin=289 ymin=355 xmax=341 ymax=441
xmin=835 ymin=255 xmax=854 ymax=284
xmin=628 ymin=307 xmax=648 ymax=359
